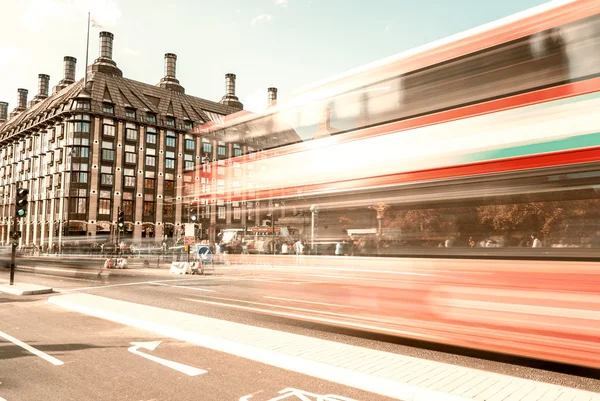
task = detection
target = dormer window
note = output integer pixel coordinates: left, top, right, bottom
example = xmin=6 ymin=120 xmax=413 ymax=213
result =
xmin=75 ymin=99 xmax=90 ymax=110
xmin=103 ymin=103 xmax=114 ymax=114
xmin=166 ymin=117 xmax=175 ymax=127
xmin=125 ymin=108 xmax=136 ymax=119
xmin=146 ymin=113 xmax=156 ymax=123
xmin=184 ymin=120 xmax=193 ymax=130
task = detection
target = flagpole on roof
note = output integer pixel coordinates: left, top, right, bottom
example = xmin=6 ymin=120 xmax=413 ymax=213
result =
xmin=84 ymin=12 xmax=90 ymax=87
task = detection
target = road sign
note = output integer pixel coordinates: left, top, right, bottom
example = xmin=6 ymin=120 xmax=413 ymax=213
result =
xmin=184 ymin=223 xmax=195 ymax=237
xmin=198 ymin=245 xmax=212 ymax=263
xmin=184 ymin=236 xmax=195 ymax=246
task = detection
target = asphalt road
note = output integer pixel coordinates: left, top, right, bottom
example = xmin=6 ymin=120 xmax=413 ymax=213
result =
xmin=0 ymin=292 xmax=393 ymax=401
xmin=4 ymin=265 xmax=600 ymax=393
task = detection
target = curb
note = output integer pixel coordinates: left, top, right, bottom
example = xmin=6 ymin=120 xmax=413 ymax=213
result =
xmin=15 ymin=265 xmax=103 ymax=279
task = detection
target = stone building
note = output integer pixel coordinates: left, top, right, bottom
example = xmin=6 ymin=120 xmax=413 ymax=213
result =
xmin=0 ymin=31 xmax=276 ymax=248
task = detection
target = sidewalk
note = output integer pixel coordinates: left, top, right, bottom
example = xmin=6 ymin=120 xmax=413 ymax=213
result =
xmin=0 ymin=279 xmax=53 ymax=295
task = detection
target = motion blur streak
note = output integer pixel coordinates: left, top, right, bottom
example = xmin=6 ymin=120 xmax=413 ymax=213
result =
xmin=181 ymin=0 xmax=600 ymax=369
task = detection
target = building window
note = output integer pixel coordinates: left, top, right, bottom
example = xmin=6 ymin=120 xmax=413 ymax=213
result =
xmin=144 ymin=178 xmax=155 ymax=189
xmin=146 ymin=133 xmax=157 ymax=145
xmin=164 ymin=180 xmax=174 ymax=191
xmin=75 ymin=100 xmax=90 ymax=110
xmin=73 ymin=147 xmax=89 ymax=158
xmin=99 ymin=199 xmax=111 ymax=215
xmin=203 ymin=142 xmax=212 ymax=153
xmin=145 ymin=156 xmax=156 ymax=167
xmin=146 ymin=113 xmax=156 ymax=123
xmin=101 ymin=174 xmax=114 ymax=186
xmin=166 ymin=117 xmax=175 ymax=127
xmin=124 ymin=176 xmax=136 ymax=187
xmin=72 ymin=172 xmax=88 ymax=183
xmin=165 ymin=158 xmax=175 ymax=169
xmin=103 ymin=103 xmax=114 ymax=114
xmin=143 ymin=201 xmax=154 ymax=217
xmin=123 ymin=199 xmax=134 ymax=215
xmin=217 ymin=166 xmax=225 ymax=175
xmin=124 ymin=168 xmax=134 ymax=177
xmin=233 ymin=208 xmax=241 ymax=220
xmin=103 ymin=123 xmax=115 ymax=137
xmin=71 ymin=122 xmax=90 ymax=133
xmin=125 ymin=108 xmax=136 ymax=119
xmin=166 ymin=131 xmax=176 ymax=147
xmin=233 ymin=144 xmax=242 ymax=157
xmin=185 ymin=161 xmax=194 ymax=170
xmin=70 ymin=197 xmax=87 ymax=214
xmin=184 ymin=121 xmax=193 ymax=130
xmin=217 ymin=206 xmax=226 ymax=220
xmin=163 ymin=204 xmax=173 ymax=217
xmin=126 ymin=127 xmax=138 ymax=141
xmin=125 ymin=152 xmax=136 ymax=164
xmin=102 ymin=149 xmax=115 ymax=161
xmin=217 ymin=146 xmax=226 ymax=156
xmin=185 ymin=138 xmax=195 ymax=150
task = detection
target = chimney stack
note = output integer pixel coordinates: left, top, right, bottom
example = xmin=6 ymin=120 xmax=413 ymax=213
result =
xmin=54 ymin=56 xmax=77 ymax=94
xmin=267 ymin=87 xmax=278 ymax=107
xmin=99 ymin=31 xmax=114 ymax=60
xmin=63 ymin=56 xmax=76 ymax=83
xmin=30 ymin=74 xmax=50 ymax=106
xmin=157 ymin=53 xmax=184 ymax=93
xmin=90 ymin=32 xmax=122 ymax=77
xmin=0 ymin=102 xmax=8 ymax=122
xmin=219 ymin=73 xmax=243 ymax=109
xmin=17 ymin=88 xmax=28 ymax=109
xmin=165 ymin=53 xmax=177 ymax=78
xmin=225 ymin=73 xmax=236 ymax=96
xmin=9 ymin=89 xmax=28 ymax=118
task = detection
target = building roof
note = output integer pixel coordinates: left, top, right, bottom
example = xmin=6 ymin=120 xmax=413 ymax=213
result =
xmin=0 ymin=61 xmax=239 ymax=144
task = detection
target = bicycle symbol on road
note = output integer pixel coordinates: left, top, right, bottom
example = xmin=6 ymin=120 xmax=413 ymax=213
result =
xmin=239 ymin=387 xmax=359 ymax=401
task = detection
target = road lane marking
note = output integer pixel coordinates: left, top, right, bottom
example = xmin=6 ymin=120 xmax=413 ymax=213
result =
xmin=49 ymin=293 xmax=599 ymax=401
xmin=59 ymin=277 xmax=213 ymax=292
xmin=264 ymin=296 xmax=358 ymax=309
xmin=0 ymin=330 xmax=64 ymax=366
xmin=150 ymin=283 xmax=216 ymax=292
xmin=183 ymin=297 xmax=432 ymax=339
xmin=128 ymin=341 xmax=207 ymax=376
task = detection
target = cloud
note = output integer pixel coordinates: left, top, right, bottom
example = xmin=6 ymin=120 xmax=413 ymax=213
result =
xmin=20 ymin=0 xmax=121 ymax=32
xmin=250 ymin=14 xmax=273 ymax=26
xmin=123 ymin=48 xmax=140 ymax=57
xmin=384 ymin=24 xmax=392 ymax=33
xmin=275 ymin=0 xmax=288 ymax=6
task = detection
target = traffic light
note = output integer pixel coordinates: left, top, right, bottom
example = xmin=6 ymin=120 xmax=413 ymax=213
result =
xmin=117 ymin=208 xmax=125 ymax=230
xmin=15 ymin=187 xmax=29 ymax=218
xmin=10 ymin=231 xmax=20 ymax=248
xmin=189 ymin=206 xmax=197 ymax=222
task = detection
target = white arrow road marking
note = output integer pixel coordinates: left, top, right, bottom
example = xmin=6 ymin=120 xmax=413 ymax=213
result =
xmin=128 ymin=341 xmax=207 ymax=376
xmin=0 ymin=330 xmax=64 ymax=366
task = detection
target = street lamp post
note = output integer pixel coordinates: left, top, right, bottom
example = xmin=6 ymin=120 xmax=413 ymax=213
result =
xmin=64 ymin=148 xmax=77 ymax=250
xmin=369 ymin=203 xmax=389 ymax=248
xmin=310 ymin=204 xmax=318 ymax=254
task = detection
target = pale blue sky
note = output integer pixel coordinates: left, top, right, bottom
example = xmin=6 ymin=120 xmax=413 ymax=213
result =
xmin=0 ymin=0 xmax=549 ymax=113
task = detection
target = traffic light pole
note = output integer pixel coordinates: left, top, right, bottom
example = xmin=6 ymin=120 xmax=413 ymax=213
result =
xmin=9 ymin=216 xmax=16 ymax=285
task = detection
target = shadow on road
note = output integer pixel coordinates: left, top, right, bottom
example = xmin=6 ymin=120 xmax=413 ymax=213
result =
xmin=0 ymin=342 xmax=123 ymax=361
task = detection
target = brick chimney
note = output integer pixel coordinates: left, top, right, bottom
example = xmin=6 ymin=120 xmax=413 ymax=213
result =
xmin=157 ymin=53 xmax=184 ymax=93
xmin=54 ymin=56 xmax=77 ymax=94
xmin=313 ymin=106 xmax=332 ymax=140
xmin=267 ymin=87 xmax=277 ymax=107
xmin=219 ymin=73 xmax=243 ymax=109
xmin=9 ymin=88 xmax=28 ymax=119
xmin=31 ymin=74 xmax=50 ymax=106
xmin=0 ymin=102 xmax=8 ymax=123
xmin=89 ymin=31 xmax=122 ymax=77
